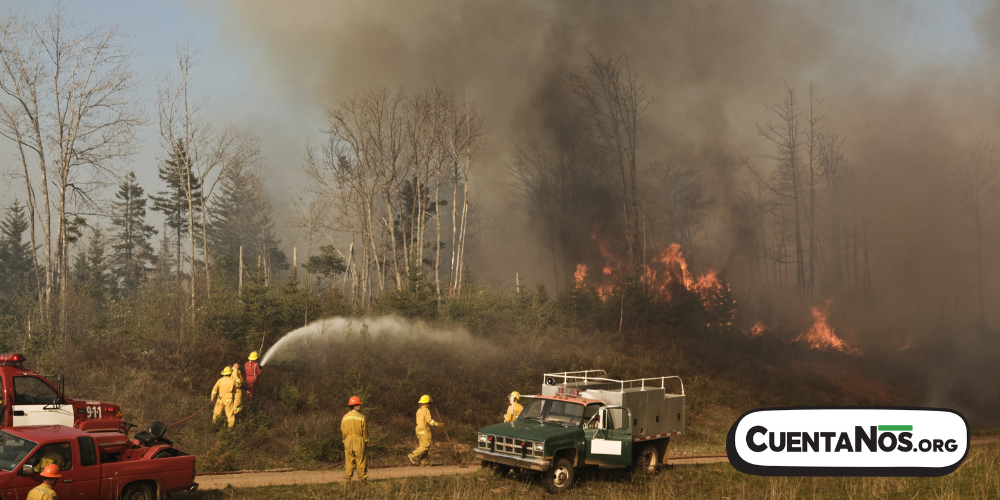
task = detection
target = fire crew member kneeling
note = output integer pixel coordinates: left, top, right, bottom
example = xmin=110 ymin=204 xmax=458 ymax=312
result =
xmin=28 ymin=464 xmax=61 ymax=500
xmin=408 ymin=394 xmax=443 ymax=466
xmin=211 ymin=366 xmax=238 ymax=428
xmin=341 ymin=396 xmax=369 ymax=483
xmin=504 ymin=391 xmax=523 ymax=422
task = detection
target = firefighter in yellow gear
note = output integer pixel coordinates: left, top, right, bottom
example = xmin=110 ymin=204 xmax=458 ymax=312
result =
xmin=341 ymin=396 xmax=368 ymax=482
xmin=230 ymin=363 xmax=244 ymax=415
xmin=27 ymin=464 xmax=61 ymax=500
xmin=504 ymin=391 xmax=523 ymax=422
xmin=211 ymin=366 xmax=238 ymax=428
xmin=32 ymin=444 xmax=69 ymax=474
xmin=407 ymin=394 xmax=442 ymax=466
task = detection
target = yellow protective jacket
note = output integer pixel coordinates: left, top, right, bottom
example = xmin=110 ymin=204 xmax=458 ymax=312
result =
xmin=230 ymin=369 xmax=244 ymax=412
xmin=26 ymin=483 xmax=57 ymax=500
xmin=415 ymin=406 xmax=438 ymax=431
xmin=504 ymin=402 xmax=523 ymax=422
xmin=211 ymin=376 xmax=236 ymax=404
xmin=341 ymin=410 xmax=368 ymax=443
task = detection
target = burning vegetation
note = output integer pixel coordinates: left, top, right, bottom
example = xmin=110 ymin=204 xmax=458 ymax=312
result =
xmin=794 ymin=302 xmax=861 ymax=355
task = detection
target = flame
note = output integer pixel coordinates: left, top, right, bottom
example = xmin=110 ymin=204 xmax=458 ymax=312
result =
xmin=794 ymin=302 xmax=861 ymax=355
xmin=576 ymin=227 xmax=728 ymax=310
xmin=749 ymin=321 xmax=766 ymax=337
xmin=574 ymin=264 xmax=588 ymax=288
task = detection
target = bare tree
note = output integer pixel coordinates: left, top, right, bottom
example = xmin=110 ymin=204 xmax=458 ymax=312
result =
xmin=157 ymin=44 xmax=257 ymax=317
xmin=947 ymin=138 xmax=1000 ymax=322
xmin=569 ymin=52 xmax=655 ymax=280
xmin=0 ymin=7 xmax=143 ymax=330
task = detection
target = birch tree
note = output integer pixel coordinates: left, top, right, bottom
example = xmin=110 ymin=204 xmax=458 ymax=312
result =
xmin=0 ymin=7 xmax=143 ymax=329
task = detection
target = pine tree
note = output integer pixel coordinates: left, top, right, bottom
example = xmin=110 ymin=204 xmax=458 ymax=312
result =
xmin=208 ymin=161 xmax=287 ymax=289
xmin=149 ymin=139 xmax=202 ymax=282
xmin=111 ymin=172 xmax=157 ymax=293
xmin=0 ymin=201 xmax=34 ymax=296
xmin=72 ymin=226 xmax=111 ymax=301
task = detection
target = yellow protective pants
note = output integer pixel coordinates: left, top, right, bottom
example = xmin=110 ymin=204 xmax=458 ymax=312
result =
xmin=409 ymin=429 xmax=432 ymax=466
xmin=343 ymin=437 xmax=368 ymax=481
xmin=212 ymin=400 xmax=235 ymax=428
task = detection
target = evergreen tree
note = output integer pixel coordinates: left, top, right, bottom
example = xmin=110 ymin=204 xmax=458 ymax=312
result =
xmin=303 ymin=245 xmax=347 ymax=290
xmin=0 ymin=201 xmax=34 ymax=295
xmin=149 ymin=139 xmax=202 ymax=282
xmin=208 ymin=161 xmax=287 ymax=288
xmin=111 ymin=172 xmax=157 ymax=293
xmin=72 ymin=226 xmax=111 ymax=301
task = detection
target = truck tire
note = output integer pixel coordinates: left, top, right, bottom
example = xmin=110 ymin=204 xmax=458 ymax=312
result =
xmin=545 ymin=457 xmax=574 ymax=493
xmin=120 ymin=482 xmax=155 ymax=500
xmin=634 ymin=444 xmax=659 ymax=474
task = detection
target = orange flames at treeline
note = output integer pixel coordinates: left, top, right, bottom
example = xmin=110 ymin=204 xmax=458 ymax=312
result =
xmin=573 ymin=231 xmax=862 ymax=355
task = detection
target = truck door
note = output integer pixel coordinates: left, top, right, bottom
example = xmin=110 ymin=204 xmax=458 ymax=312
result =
xmin=584 ymin=406 xmax=633 ymax=466
xmin=11 ymin=376 xmax=73 ymax=427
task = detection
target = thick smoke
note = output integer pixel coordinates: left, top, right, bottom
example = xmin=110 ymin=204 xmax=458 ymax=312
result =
xmin=212 ymin=1 xmax=1000 ymax=354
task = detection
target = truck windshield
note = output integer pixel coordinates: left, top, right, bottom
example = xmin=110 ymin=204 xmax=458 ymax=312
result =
xmin=519 ymin=399 xmax=586 ymax=426
xmin=13 ymin=376 xmax=64 ymax=405
xmin=0 ymin=431 xmax=37 ymax=471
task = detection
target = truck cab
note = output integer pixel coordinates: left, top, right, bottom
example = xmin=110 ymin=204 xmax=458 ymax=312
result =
xmin=0 ymin=354 xmax=123 ymax=433
xmin=475 ymin=370 xmax=685 ymax=493
xmin=0 ymin=424 xmax=195 ymax=500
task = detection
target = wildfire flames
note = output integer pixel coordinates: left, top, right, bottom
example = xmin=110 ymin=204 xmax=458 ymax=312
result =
xmin=794 ymin=302 xmax=861 ymax=355
xmin=575 ymin=239 xmax=728 ymax=310
xmin=749 ymin=321 xmax=766 ymax=337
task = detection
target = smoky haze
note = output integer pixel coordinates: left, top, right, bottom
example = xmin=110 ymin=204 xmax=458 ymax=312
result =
xmin=212 ymin=1 xmax=1000 ymax=349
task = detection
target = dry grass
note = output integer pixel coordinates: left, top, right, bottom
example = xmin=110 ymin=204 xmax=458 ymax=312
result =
xmin=174 ymin=443 xmax=1000 ymax=499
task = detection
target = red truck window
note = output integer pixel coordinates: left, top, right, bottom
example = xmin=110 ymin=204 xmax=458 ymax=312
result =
xmin=77 ymin=437 xmax=97 ymax=466
xmin=0 ymin=431 xmax=36 ymax=471
xmin=26 ymin=442 xmax=72 ymax=472
xmin=13 ymin=377 xmax=64 ymax=405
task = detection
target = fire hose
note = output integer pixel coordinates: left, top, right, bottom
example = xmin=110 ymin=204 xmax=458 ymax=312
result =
xmin=167 ymin=401 xmax=214 ymax=427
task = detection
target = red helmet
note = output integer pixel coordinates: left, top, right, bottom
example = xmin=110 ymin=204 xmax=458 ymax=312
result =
xmin=40 ymin=464 xmax=62 ymax=478
xmin=348 ymin=396 xmax=362 ymax=406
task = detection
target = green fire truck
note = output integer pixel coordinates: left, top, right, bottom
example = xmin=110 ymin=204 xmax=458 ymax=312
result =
xmin=475 ymin=370 xmax=686 ymax=493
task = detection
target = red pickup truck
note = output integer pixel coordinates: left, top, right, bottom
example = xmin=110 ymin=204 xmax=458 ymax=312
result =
xmin=0 ymin=424 xmax=195 ymax=500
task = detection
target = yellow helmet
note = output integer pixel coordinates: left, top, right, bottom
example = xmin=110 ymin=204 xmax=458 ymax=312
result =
xmin=249 ymin=351 xmax=259 ymax=361
xmin=221 ymin=366 xmax=233 ymax=376
xmin=509 ymin=391 xmax=520 ymax=400
xmin=418 ymin=394 xmax=432 ymax=404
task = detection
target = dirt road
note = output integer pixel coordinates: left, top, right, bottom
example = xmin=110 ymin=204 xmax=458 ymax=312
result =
xmin=195 ymin=464 xmax=482 ymax=490
xmin=193 ymin=455 xmax=731 ymax=490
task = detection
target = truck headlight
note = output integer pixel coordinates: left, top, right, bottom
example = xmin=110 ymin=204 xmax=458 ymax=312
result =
xmin=478 ymin=433 xmax=487 ymax=442
xmin=535 ymin=444 xmax=544 ymax=451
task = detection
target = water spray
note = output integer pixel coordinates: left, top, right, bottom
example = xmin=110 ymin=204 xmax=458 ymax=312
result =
xmin=259 ymin=315 xmax=471 ymax=367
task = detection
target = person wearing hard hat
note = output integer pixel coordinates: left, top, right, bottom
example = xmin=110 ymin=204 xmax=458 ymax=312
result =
xmin=27 ymin=464 xmax=60 ymax=500
xmin=341 ymin=396 xmax=369 ymax=483
xmin=230 ymin=363 xmax=244 ymax=416
xmin=504 ymin=391 xmax=523 ymax=422
xmin=407 ymin=394 xmax=442 ymax=466
xmin=245 ymin=351 xmax=262 ymax=401
xmin=211 ymin=366 xmax=238 ymax=428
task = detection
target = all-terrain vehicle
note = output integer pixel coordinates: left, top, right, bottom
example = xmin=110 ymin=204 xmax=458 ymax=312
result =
xmin=475 ymin=370 xmax=685 ymax=493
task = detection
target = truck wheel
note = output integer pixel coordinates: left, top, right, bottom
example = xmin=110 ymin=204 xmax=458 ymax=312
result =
xmin=634 ymin=444 xmax=659 ymax=474
xmin=120 ymin=482 xmax=154 ymax=500
xmin=545 ymin=457 xmax=574 ymax=493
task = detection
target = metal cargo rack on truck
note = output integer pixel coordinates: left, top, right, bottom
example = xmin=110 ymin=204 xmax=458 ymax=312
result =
xmin=541 ymin=370 xmax=686 ymax=442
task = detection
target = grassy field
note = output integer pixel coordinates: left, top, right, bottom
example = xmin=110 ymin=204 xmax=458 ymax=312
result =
xmin=176 ymin=443 xmax=1000 ymax=499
